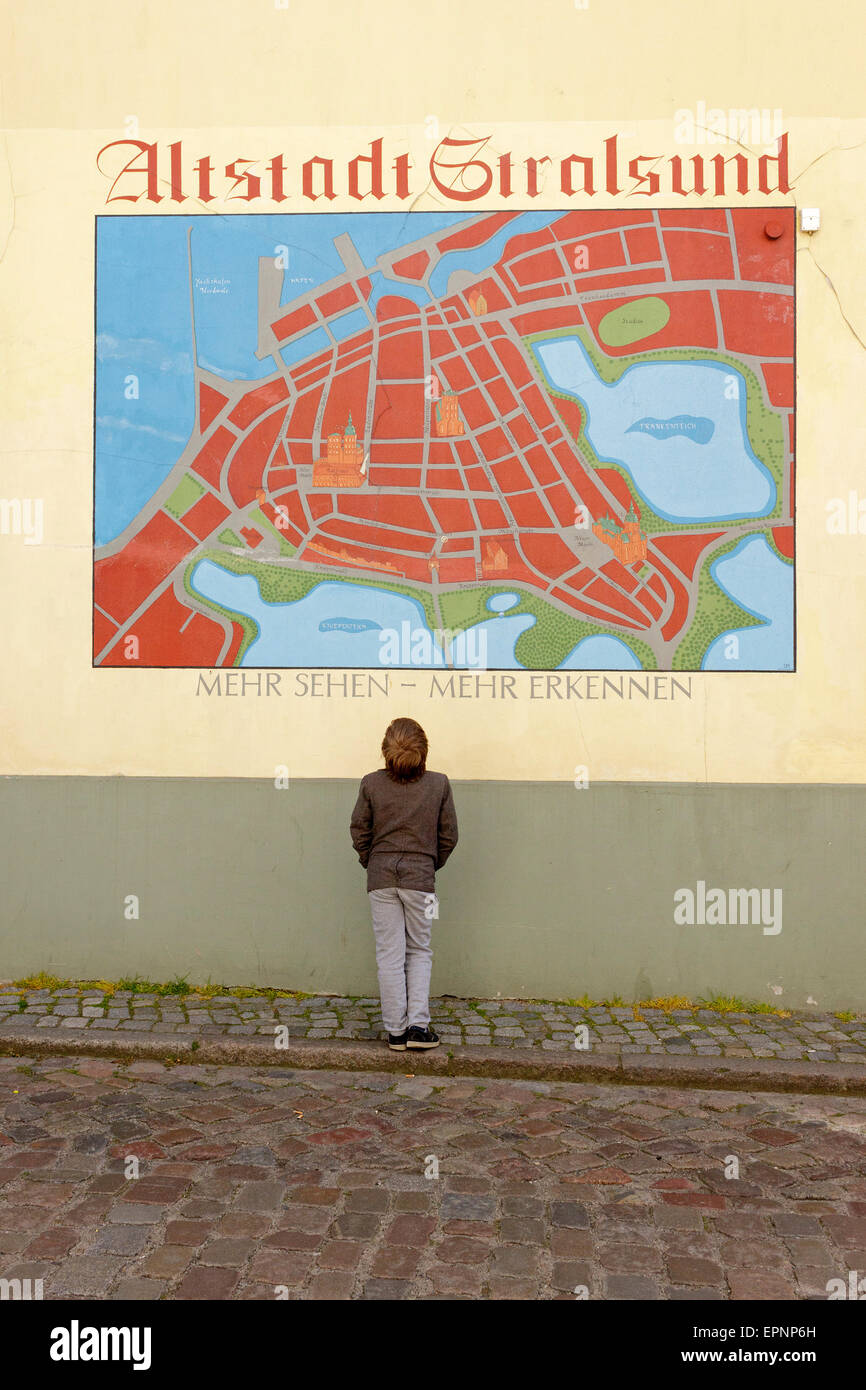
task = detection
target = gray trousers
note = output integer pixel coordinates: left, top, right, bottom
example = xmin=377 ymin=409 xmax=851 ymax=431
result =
xmin=368 ymin=887 xmax=435 ymax=1034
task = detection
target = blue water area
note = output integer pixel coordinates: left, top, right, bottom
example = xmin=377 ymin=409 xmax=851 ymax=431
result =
xmin=187 ymin=565 xmax=446 ymax=667
xmin=367 ymin=279 xmax=430 ymax=314
xmin=534 ymin=335 xmax=776 ymax=522
xmin=626 ymin=415 xmax=714 ymax=445
xmin=318 ymin=212 xmax=467 ymax=279
xmin=188 ymin=562 xmax=545 ymax=668
xmin=331 ymin=307 xmax=371 ymax=343
xmin=319 ymin=617 xmax=381 ymax=634
xmin=280 ymin=326 xmax=331 ymax=368
xmin=428 ymin=211 xmax=563 ymax=297
xmin=95 ymin=219 xmax=197 ymax=547
xmin=463 ymin=615 xmax=535 ymax=667
xmin=486 ymin=592 xmax=520 ymax=612
xmin=702 ymin=535 xmax=793 ymax=671
xmin=559 ymin=634 xmax=642 ymax=670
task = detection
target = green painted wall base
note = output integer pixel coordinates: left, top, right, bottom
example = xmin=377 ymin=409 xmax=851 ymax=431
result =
xmin=0 ymin=778 xmax=862 ymax=1011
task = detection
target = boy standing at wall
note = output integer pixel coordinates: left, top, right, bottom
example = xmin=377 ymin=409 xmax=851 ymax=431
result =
xmin=350 ymin=718 xmax=459 ymax=1051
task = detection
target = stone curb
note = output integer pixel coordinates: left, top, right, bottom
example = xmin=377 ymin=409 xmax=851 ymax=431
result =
xmin=2 ymin=1027 xmax=866 ymax=1095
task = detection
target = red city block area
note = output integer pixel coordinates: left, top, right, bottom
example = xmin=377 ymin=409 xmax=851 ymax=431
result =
xmin=191 ymin=427 xmax=236 ymax=489
xmin=653 ymin=531 xmax=726 ymax=581
xmin=373 ymin=383 xmax=424 ymax=437
xmin=429 ymin=497 xmax=475 ymax=532
xmin=596 ymin=469 xmax=634 ymax=512
xmin=100 ymin=589 xmax=225 ymax=667
xmin=183 ymin=492 xmax=231 ymax=542
xmin=199 ymin=383 xmax=228 ymax=432
xmin=520 ymin=533 xmax=584 ymax=582
xmin=94 ymin=511 xmax=196 ymax=626
xmin=377 ymin=331 xmax=424 ymax=381
xmin=338 ymin=494 xmax=434 ymax=534
xmin=376 ymin=295 xmax=421 ymax=324
xmin=316 ymin=283 xmax=358 ymax=317
xmin=657 ymin=210 xmax=726 ymax=232
xmin=391 ymin=250 xmax=430 ymax=281
xmin=322 ymin=363 xmax=370 ymax=435
xmin=762 ymin=363 xmax=794 ymax=408
xmin=437 ymin=213 xmax=518 ymax=252
xmin=229 ymin=379 xmax=289 ymax=430
xmin=287 ymin=385 xmax=324 ymax=440
xmin=272 ymin=303 xmax=316 ymax=341
xmin=228 ymin=408 xmax=288 ymax=508
xmin=731 ymin=208 xmax=795 ymax=286
xmin=625 ymin=226 xmax=661 ymax=264
xmin=718 ymin=290 xmax=793 ymax=356
xmin=663 ymin=231 xmax=735 ymax=281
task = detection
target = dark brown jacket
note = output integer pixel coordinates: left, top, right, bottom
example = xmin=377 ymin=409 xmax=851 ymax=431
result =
xmin=350 ymin=769 xmax=459 ymax=892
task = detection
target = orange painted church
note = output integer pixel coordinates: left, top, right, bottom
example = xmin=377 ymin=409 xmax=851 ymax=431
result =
xmin=313 ymin=413 xmax=366 ymax=487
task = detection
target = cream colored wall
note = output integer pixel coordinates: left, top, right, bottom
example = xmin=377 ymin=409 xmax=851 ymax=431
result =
xmin=0 ymin=1 xmax=864 ymax=782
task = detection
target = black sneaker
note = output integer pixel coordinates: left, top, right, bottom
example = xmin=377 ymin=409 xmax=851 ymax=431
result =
xmin=388 ymin=1031 xmax=409 ymax=1051
xmin=406 ymin=1025 xmax=440 ymax=1050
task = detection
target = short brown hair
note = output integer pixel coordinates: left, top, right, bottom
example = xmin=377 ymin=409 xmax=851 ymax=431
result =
xmin=381 ymin=717 xmax=428 ymax=782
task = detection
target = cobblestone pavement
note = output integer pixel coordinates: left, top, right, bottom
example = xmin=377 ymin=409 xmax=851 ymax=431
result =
xmin=2 ymin=986 xmax=865 ymax=1065
xmin=1 ymin=1052 xmax=865 ymax=1300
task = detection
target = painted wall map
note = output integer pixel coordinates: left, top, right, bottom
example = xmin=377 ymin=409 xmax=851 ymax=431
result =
xmin=93 ymin=209 xmax=794 ymax=671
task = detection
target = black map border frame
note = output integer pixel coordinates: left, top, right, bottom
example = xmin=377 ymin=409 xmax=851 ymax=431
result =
xmin=90 ymin=206 xmax=797 ymax=674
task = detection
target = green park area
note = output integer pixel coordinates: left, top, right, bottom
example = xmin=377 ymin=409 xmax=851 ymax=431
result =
xmin=672 ymin=537 xmax=763 ymax=669
xmin=251 ymin=506 xmax=297 ymax=557
xmin=437 ymin=585 xmax=657 ymax=670
xmin=163 ymin=472 xmax=205 ymax=519
xmin=598 ymin=296 xmax=671 ymax=347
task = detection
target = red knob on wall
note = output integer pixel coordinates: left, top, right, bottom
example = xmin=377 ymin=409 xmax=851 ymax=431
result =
xmin=764 ymin=220 xmax=784 ymax=239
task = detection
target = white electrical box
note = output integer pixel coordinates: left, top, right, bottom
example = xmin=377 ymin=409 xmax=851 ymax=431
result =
xmin=800 ymin=208 xmax=821 ymax=232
